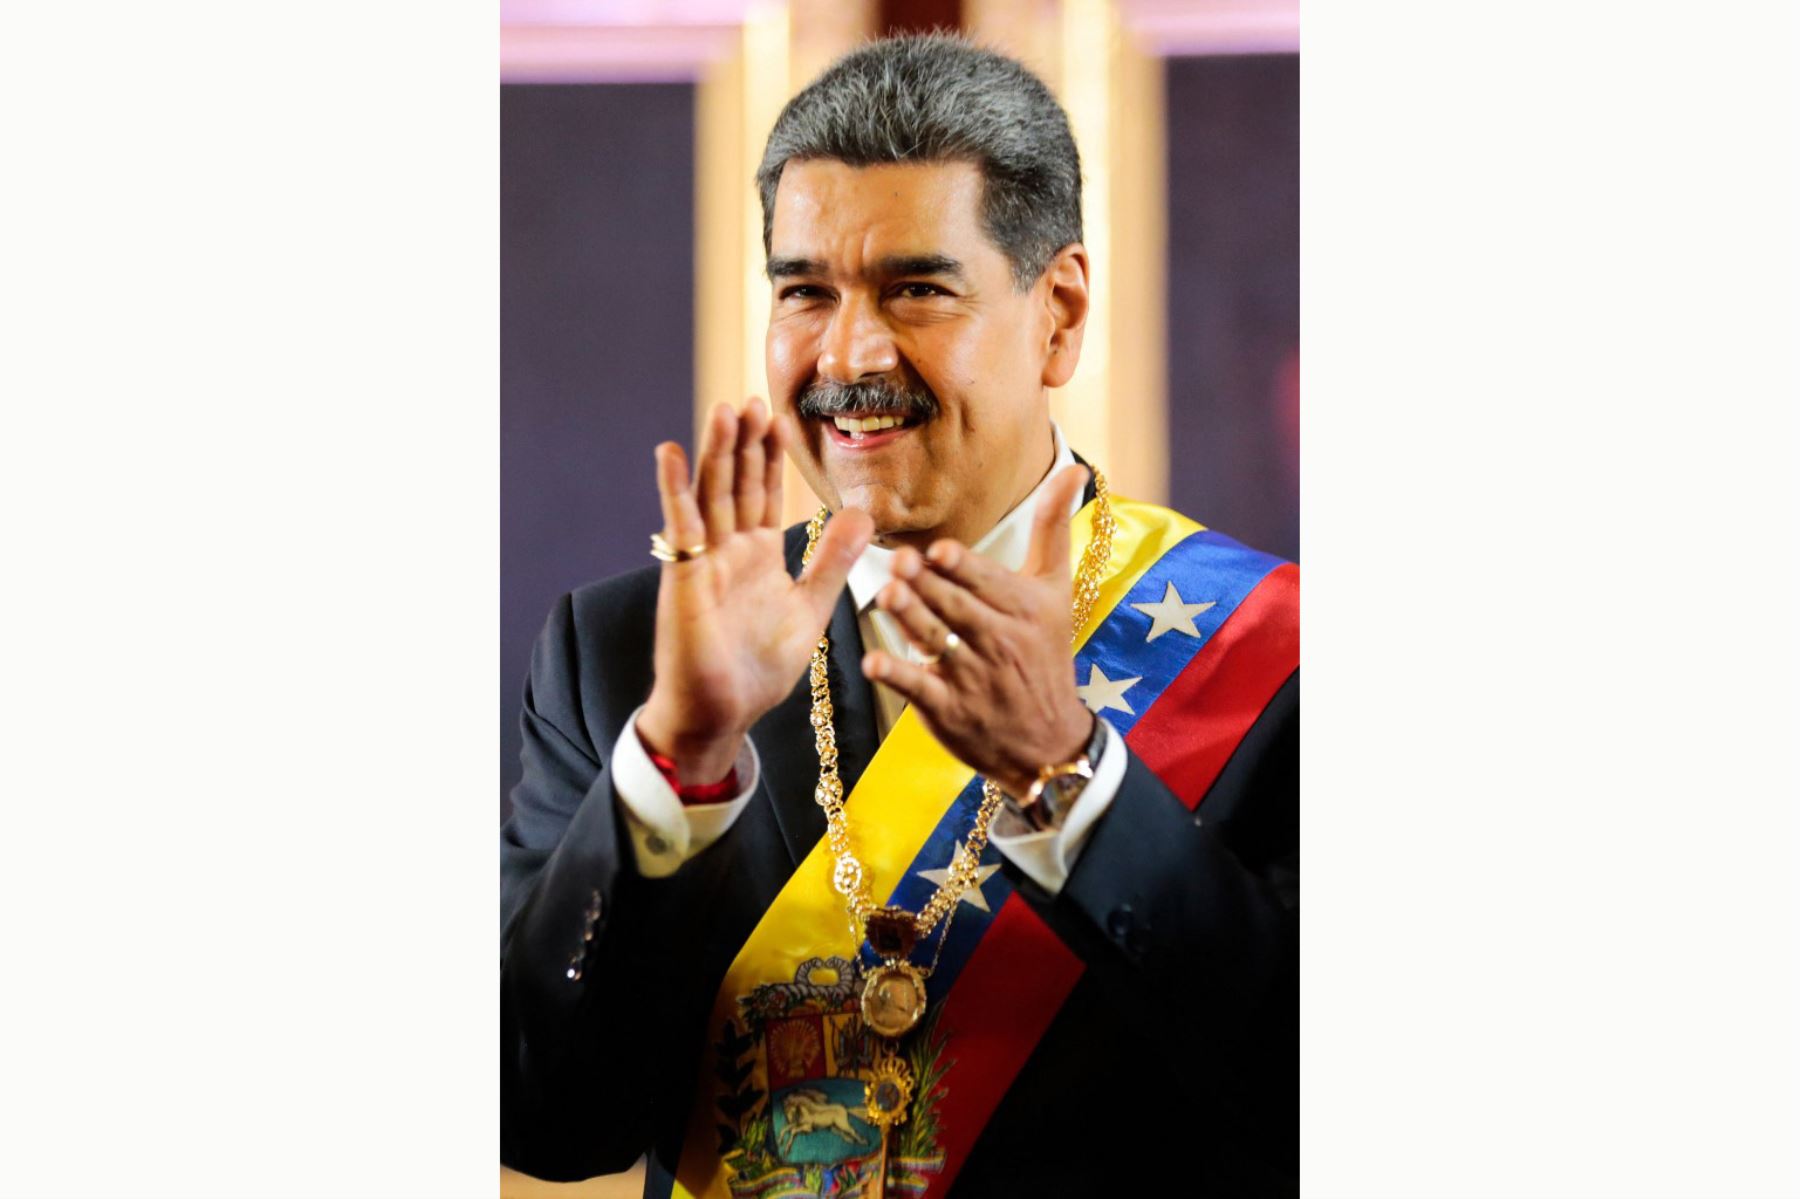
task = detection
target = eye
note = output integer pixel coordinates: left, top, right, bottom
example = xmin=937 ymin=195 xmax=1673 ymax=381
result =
xmin=778 ymin=285 xmax=829 ymax=301
xmin=896 ymin=282 xmax=948 ymax=300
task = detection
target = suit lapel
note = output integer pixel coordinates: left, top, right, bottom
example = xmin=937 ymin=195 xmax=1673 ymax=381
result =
xmin=753 ymin=527 xmax=880 ymax=868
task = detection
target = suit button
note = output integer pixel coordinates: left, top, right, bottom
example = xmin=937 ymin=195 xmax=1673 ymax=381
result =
xmin=1107 ymin=904 xmax=1147 ymax=955
xmin=573 ymin=889 xmax=604 ymax=968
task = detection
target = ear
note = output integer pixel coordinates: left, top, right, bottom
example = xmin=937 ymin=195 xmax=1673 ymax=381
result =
xmin=1038 ymin=243 xmax=1090 ymax=389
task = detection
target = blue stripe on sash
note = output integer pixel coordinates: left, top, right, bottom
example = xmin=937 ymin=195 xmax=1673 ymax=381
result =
xmin=1075 ymin=529 xmax=1285 ymax=741
xmin=860 ymin=529 xmax=1289 ymax=1002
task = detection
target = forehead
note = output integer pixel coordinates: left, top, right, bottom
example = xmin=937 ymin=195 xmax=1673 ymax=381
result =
xmin=769 ymin=159 xmax=991 ymax=259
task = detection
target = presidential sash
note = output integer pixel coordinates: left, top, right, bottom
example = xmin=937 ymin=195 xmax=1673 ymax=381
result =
xmin=673 ymin=499 xmax=1299 ymax=1198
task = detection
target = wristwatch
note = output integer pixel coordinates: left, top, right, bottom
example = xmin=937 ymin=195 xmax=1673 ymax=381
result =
xmin=1006 ymin=716 xmax=1106 ymax=833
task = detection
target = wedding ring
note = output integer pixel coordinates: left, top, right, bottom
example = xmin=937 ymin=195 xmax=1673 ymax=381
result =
xmin=918 ymin=630 xmax=960 ymax=668
xmin=650 ymin=532 xmax=708 ymax=563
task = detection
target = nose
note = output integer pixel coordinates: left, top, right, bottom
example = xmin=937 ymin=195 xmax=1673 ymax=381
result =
xmin=816 ymin=293 xmax=899 ymax=383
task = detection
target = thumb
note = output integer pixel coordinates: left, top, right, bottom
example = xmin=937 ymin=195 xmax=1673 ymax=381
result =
xmin=796 ymin=507 xmax=874 ymax=624
xmin=1024 ymin=464 xmax=1090 ymax=580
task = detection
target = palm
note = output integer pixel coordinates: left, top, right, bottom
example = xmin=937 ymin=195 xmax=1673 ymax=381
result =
xmin=639 ymin=401 xmax=869 ymax=778
xmin=656 ymin=525 xmax=835 ymax=727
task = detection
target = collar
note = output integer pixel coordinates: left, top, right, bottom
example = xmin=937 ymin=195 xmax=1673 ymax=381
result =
xmin=846 ymin=423 xmax=1077 ymax=612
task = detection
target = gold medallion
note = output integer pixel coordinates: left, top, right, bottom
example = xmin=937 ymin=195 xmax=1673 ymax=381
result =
xmin=861 ymin=961 xmax=928 ymax=1038
xmin=863 ymin=1049 xmax=915 ymax=1128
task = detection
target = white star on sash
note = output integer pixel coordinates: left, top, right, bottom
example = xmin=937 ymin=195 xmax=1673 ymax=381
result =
xmin=1076 ymin=662 xmax=1141 ymax=715
xmin=1129 ymin=580 xmax=1216 ymax=642
xmin=915 ymin=844 xmax=1003 ymax=912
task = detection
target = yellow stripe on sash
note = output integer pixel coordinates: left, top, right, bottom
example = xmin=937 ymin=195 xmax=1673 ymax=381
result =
xmin=674 ymin=498 xmax=1201 ymax=1198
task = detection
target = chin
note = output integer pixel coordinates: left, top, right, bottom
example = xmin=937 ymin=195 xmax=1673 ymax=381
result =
xmin=835 ymin=484 xmax=928 ymax=542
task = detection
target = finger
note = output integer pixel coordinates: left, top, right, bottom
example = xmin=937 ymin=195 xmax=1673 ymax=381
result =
xmin=921 ymin=537 xmax=1032 ymax=618
xmin=1022 ymin=463 xmax=1090 ymax=581
xmin=874 ymin=578 xmax=959 ymax=663
xmin=862 ymin=649 xmax=954 ymax=715
xmin=695 ymin=402 xmax=739 ymax=542
xmin=653 ymin=442 xmax=706 ymax=565
xmin=761 ymin=412 xmax=789 ymax=529
xmin=893 ymin=545 xmax=1005 ymax=642
xmin=796 ymin=507 xmax=873 ymax=625
xmin=734 ymin=398 xmax=769 ymax=531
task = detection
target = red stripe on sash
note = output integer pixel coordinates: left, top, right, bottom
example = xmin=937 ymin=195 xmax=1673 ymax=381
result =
xmin=924 ymin=896 xmax=1084 ymax=1193
xmin=1128 ymin=562 xmax=1299 ymax=809
xmin=902 ymin=563 xmax=1297 ymax=1194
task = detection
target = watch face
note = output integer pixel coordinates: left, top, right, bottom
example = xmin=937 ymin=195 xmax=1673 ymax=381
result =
xmin=1013 ymin=756 xmax=1093 ymax=832
xmin=1022 ymin=764 xmax=1091 ymax=830
xmin=1042 ymin=773 xmax=1086 ymax=812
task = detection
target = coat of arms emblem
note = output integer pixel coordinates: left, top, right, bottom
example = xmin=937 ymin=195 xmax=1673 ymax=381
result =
xmin=713 ymin=956 xmax=947 ymax=1197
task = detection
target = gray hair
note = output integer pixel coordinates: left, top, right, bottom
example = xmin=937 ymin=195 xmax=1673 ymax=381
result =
xmin=755 ymin=32 xmax=1084 ymax=289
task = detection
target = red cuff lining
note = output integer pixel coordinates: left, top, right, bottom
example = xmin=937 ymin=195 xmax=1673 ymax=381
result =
xmin=647 ymin=750 xmax=740 ymax=805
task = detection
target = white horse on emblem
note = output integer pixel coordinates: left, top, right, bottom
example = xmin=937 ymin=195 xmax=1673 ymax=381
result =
xmin=777 ymin=1088 xmax=872 ymax=1156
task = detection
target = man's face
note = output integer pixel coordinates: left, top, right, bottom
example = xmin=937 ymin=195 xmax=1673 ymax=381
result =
xmin=766 ymin=159 xmax=1063 ymax=547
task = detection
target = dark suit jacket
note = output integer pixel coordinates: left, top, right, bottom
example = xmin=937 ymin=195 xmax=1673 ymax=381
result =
xmin=501 ymin=495 xmax=1299 ymax=1196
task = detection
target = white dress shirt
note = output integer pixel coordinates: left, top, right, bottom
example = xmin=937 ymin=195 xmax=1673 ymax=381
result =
xmin=611 ymin=422 xmax=1125 ymax=894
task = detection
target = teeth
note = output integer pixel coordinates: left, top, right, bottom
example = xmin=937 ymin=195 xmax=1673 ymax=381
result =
xmin=832 ymin=414 xmax=905 ymax=434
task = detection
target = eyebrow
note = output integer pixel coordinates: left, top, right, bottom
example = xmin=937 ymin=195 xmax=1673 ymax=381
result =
xmin=765 ymin=253 xmax=968 ymax=283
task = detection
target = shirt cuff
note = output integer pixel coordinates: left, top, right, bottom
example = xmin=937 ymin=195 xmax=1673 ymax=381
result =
xmin=611 ymin=705 xmax=760 ymax=878
xmin=988 ymin=717 xmax=1127 ymax=896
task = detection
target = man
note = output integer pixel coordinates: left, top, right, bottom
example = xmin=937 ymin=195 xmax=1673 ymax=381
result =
xmin=502 ymin=33 xmax=1298 ymax=1198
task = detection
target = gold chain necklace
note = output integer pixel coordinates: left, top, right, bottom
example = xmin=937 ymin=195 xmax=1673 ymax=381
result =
xmin=799 ymin=468 xmax=1115 ymax=1053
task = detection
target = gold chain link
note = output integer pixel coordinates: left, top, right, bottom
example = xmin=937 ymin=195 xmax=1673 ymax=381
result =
xmin=802 ymin=470 xmax=1115 ymax=945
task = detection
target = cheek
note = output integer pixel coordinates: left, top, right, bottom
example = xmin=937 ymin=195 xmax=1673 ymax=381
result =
xmin=1004 ymin=303 xmax=1048 ymax=367
xmin=765 ymin=323 xmax=816 ymax=406
xmin=910 ymin=331 xmax=991 ymax=403
xmin=918 ymin=323 xmax=1035 ymax=418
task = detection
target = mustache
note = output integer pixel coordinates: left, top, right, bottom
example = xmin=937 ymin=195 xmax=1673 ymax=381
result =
xmin=794 ymin=378 xmax=940 ymax=422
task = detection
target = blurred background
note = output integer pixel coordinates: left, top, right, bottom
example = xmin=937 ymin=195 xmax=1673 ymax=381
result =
xmin=501 ymin=2 xmax=1294 ymax=1190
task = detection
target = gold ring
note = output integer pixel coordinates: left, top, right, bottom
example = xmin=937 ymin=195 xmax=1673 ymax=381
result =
xmin=918 ymin=631 xmax=961 ymax=669
xmin=650 ymin=532 xmax=708 ymax=563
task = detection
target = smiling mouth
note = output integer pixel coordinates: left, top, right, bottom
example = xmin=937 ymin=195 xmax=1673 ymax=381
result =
xmin=821 ymin=411 xmax=925 ymax=449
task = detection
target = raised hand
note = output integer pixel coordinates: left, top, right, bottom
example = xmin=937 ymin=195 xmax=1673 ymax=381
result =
xmin=637 ymin=399 xmax=873 ymax=785
xmin=861 ymin=463 xmax=1096 ymax=799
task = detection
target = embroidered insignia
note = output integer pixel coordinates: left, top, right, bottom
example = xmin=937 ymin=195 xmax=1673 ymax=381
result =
xmin=714 ymin=956 xmax=948 ymax=1197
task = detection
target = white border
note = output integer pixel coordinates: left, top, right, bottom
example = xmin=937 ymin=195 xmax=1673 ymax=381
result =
xmin=1303 ymin=1 xmax=1800 ymax=1195
xmin=3 ymin=0 xmax=1797 ymax=1195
